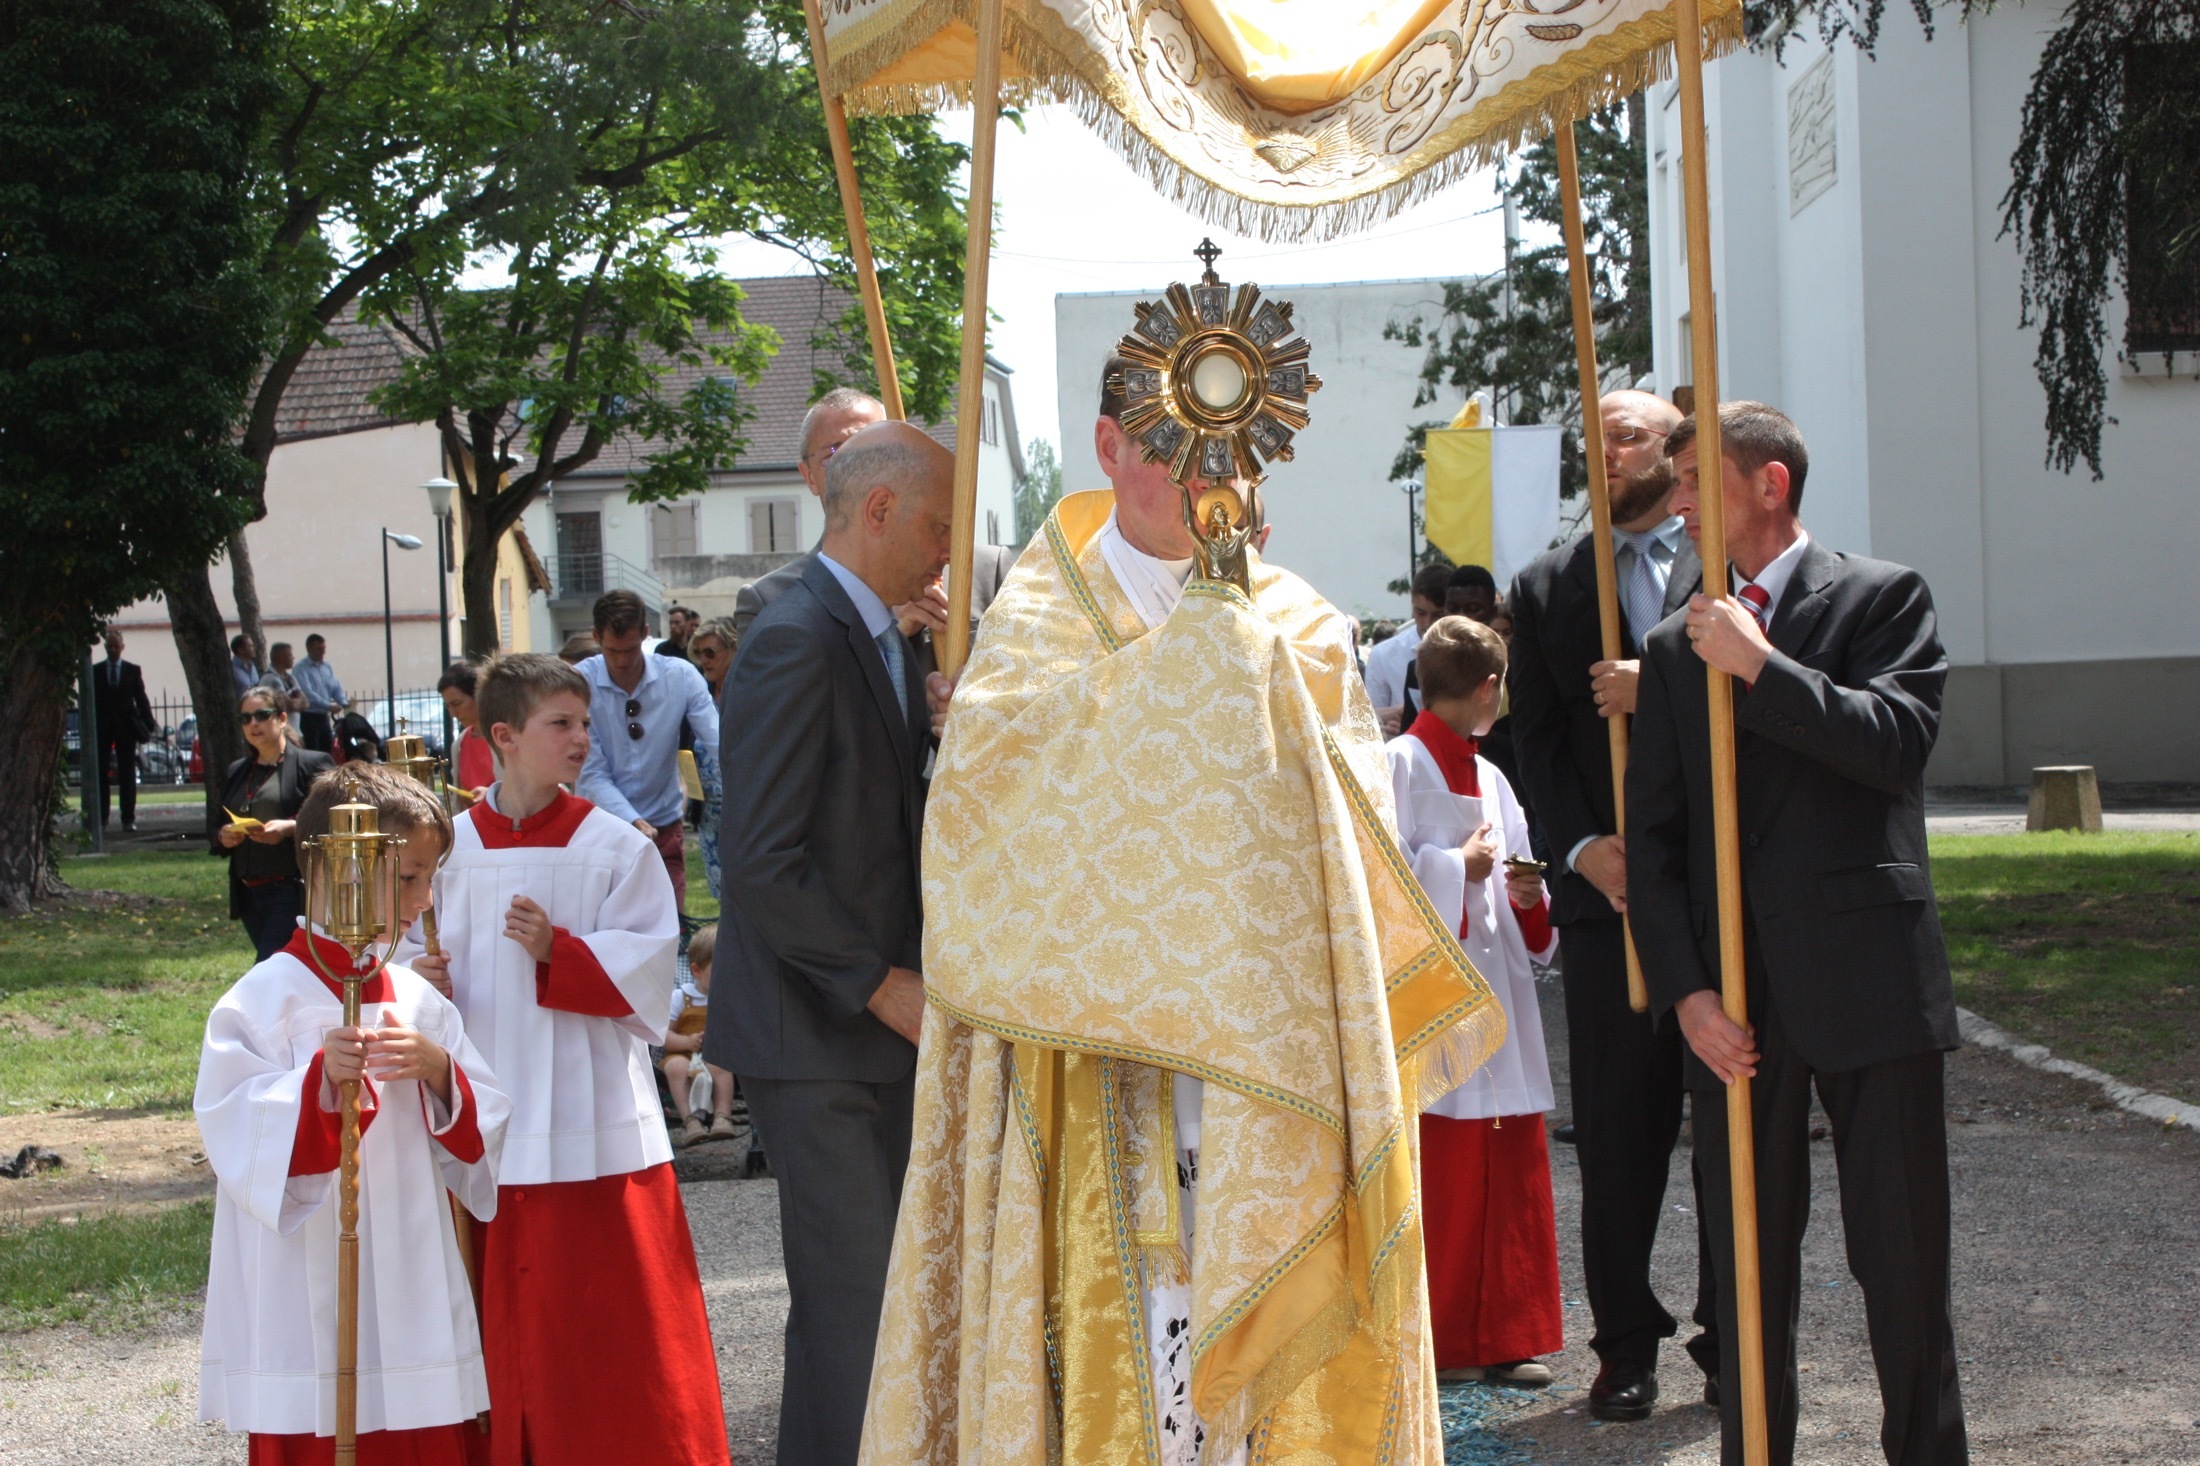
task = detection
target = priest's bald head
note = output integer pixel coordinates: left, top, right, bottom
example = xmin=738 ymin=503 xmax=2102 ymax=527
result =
xmin=820 ymin=420 xmax=956 ymax=609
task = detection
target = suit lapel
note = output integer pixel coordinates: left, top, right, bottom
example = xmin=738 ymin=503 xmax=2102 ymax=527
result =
xmin=1666 ymin=537 xmax=1703 ymax=615
xmin=802 ymin=559 xmax=917 ymax=786
xmin=1767 ymin=539 xmax=1837 ymax=660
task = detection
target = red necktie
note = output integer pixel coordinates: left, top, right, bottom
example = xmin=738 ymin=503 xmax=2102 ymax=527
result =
xmin=1738 ymin=582 xmax=1773 ymax=631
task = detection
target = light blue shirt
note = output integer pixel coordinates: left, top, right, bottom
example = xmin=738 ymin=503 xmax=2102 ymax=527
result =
xmin=815 ymin=552 xmax=897 ymax=642
xmin=293 ymin=656 xmax=347 ymax=714
xmin=1615 ymin=515 xmax=1686 ymax=594
xmin=575 ymin=650 xmax=721 ymax=830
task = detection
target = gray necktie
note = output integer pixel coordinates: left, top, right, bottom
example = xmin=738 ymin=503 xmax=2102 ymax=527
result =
xmin=875 ymin=626 xmax=908 ymax=723
xmin=1619 ymin=531 xmax=1666 ymax=645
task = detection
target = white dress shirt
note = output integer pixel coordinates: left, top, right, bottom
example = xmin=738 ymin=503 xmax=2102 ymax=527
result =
xmin=1096 ymin=510 xmax=1195 ymax=631
xmin=1733 ymin=528 xmax=1812 ymax=622
xmin=1361 ymin=622 xmax=1421 ymax=711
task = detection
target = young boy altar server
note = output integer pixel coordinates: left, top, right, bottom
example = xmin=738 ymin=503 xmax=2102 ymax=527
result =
xmin=1387 ymin=615 xmax=1565 ymax=1385
xmin=414 ymin=651 xmax=728 ymax=1466
xmin=197 ymin=763 xmax=509 ymax=1464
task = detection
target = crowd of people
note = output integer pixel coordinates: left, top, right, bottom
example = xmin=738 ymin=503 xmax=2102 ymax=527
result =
xmin=186 ymin=366 xmax=1966 ymax=1466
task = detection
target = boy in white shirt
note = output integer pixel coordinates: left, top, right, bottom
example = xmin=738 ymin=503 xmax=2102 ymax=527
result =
xmin=422 ymin=652 xmax=728 ymax=1465
xmin=1386 ymin=615 xmax=1564 ymax=1386
xmin=197 ymin=763 xmax=508 ymax=1463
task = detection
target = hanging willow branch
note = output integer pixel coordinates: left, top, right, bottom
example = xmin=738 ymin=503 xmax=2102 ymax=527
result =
xmin=2002 ymin=0 xmax=2199 ymax=478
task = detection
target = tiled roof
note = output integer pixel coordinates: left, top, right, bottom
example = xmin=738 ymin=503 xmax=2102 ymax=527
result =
xmin=263 ymin=278 xmax=971 ymax=466
xmin=269 ymin=311 xmax=415 ymax=443
xmin=569 ymin=275 xmax=966 ymax=477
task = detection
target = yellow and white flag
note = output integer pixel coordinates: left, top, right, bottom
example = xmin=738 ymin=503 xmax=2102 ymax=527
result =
xmin=1423 ymin=421 xmax=1563 ymax=587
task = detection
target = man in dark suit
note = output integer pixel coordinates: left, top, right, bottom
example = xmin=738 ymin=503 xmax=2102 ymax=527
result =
xmin=93 ymin=627 xmax=155 ymax=830
xmin=1508 ymin=390 xmax=1715 ymax=1419
xmin=708 ymin=420 xmax=954 ymax=1466
xmin=1627 ymin=402 xmax=1966 ymax=1466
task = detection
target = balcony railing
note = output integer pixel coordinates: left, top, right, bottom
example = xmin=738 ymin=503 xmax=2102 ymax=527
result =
xmin=551 ymin=550 xmax=664 ymax=611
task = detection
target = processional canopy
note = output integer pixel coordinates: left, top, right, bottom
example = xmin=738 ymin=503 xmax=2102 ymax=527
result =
xmin=817 ymin=0 xmax=1742 ymax=241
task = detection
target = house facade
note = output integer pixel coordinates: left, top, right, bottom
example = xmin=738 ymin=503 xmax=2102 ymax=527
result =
xmin=528 ymin=275 xmax=1025 ymax=643
xmin=1643 ymin=11 xmax=2199 ymax=782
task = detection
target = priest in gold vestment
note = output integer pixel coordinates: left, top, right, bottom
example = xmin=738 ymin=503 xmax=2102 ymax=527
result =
xmin=858 ymin=379 xmax=1506 ymax=1466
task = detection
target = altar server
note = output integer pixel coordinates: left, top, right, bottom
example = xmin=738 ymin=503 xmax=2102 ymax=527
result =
xmin=1387 ymin=615 xmax=1564 ymax=1384
xmin=423 ymin=651 xmax=729 ymax=1466
xmin=197 ymin=764 xmax=507 ymax=1463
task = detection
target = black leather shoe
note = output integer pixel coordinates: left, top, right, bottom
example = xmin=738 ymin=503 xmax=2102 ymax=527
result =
xmin=1589 ymin=1361 xmax=1658 ymax=1422
xmin=1554 ymin=1121 xmax=1578 ymax=1145
xmin=1703 ymin=1373 xmax=1720 ymax=1408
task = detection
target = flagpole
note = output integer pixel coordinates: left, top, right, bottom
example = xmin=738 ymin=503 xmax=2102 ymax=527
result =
xmin=1555 ymin=121 xmax=1650 ymax=1015
xmin=802 ymin=0 xmax=905 ymax=420
xmin=941 ymin=0 xmax=1005 ymax=679
xmin=1671 ymin=0 xmax=1770 ymax=1459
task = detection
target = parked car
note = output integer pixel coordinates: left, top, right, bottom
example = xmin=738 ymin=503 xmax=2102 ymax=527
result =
xmin=349 ymin=694 xmax=449 ymax=756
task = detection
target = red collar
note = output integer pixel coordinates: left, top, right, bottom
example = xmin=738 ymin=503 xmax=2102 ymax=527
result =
xmin=280 ymin=928 xmax=396 ymax=1003
xmin=469 ymin=788 xmax=593 ymax=849
xmin=1406 ymin=710 xmax=1482 ymax=797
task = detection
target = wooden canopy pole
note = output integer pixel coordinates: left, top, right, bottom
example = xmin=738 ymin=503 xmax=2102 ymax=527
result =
xmin=1671 ymin=0 xmax=1770 ymax=1459
xmin=940 ymin=0 xmax=1005 ymax=679
xmin=802 ymin=0 xmax=905 ymax=420
xmin=1554 ymin=122 xmax=1649 ymax=1015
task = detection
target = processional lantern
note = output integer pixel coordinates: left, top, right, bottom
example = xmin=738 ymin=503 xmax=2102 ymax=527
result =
xmin=1108 ymin=239 xmax=1321 ymax=588
xmin=297 ymin=799 xmax=404 ymax=1466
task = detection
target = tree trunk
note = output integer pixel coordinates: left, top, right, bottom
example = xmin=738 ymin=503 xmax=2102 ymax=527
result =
xmin=164 ymin=561 xmax=246 ymax=841
xmin=228 ymin=527 xmax=269 ymax=672
xmin=459 ymin=493 xmax=509 ymax=660
xmin=0 ymin=635 xmax=69 ymax=914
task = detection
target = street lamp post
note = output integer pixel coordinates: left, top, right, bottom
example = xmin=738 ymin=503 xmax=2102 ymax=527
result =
xmin=383 ymin=529 xmax=424 ymax=740
xmin=423 ymin=478 xmax=458 ymax=756
xmin=1401 ymin=470 xmax=1424 ymax=600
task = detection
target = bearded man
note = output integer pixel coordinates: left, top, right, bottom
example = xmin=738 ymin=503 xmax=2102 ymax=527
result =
xmin=857 ymin=360 xmax=1505 ymax=1465
xmin=1505 ymin=389 xmax=1719 ymax=1421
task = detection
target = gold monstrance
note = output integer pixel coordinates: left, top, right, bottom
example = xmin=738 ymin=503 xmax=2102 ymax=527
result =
xmin=1109 ymin=240 xmax=1322 ymax=590
xmin=297 ymin=802 xmax=403 ymax=1466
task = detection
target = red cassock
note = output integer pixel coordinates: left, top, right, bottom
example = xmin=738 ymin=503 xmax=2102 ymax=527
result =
xmin=251 ymin=1425 xmax=472 ymax=1466
xmin=418 ymin=791 xmax=730 ymax=1466
xmin=1388 ymin=713 xmax=1564 ymax=1370
xmin=1419 ymin=1112 xmax=1565 ymax=1368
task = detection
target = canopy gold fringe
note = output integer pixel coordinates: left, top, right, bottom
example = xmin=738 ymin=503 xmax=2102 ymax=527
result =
xmin=826 ymin=0 xmax=1742 ymax=243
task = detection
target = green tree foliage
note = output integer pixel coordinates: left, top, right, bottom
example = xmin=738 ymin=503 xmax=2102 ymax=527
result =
xmin=1015 ymin=438 xmax=1065 ymax=544
xmin=2003 ymin=2 xmax=2199 ymax=478
xmin=1383 ymin=99 xmax=1651 ymax=508
xmin=0 ymin=0 xmax=273 ymax=910
xmin=234 ymin=0 xmax=968 ymax=657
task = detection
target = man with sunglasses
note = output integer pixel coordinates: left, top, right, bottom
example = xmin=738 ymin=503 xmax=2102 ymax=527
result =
xmin=576 ymin=588 xmax=720 ymax=907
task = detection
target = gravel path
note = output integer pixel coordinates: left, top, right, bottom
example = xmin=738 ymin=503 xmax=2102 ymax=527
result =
xmin=5 ymin=982 xmax=2196 ymax=1465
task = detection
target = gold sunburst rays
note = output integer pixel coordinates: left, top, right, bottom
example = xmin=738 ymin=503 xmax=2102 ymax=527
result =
xmin=1109 ymin=240 xmax=1323 ymax=491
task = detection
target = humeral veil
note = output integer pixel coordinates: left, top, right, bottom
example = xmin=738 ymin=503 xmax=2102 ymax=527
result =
xmin=860 ymin=490 xmax=1507 ymax=1464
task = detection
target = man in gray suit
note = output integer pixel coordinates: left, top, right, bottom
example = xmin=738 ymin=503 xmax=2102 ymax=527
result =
xmin=708 ymin=420 xmax=953 ymax=1466
xmin=735 ymin=387 xmax=1018 ymax=656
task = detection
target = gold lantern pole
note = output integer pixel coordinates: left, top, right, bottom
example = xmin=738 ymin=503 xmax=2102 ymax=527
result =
xmin=1671 ymin=0 xmax=1770 ymax=1456
xmin=1554 ymin=124 xmax=1651 ymax=1016
xmin=297 ymin=803 xmax=403 ymax=1466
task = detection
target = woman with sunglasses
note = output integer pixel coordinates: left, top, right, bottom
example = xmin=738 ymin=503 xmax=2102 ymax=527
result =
xmin=687 ymin=619 xmax=739 ymax=903
xmin=213 ymin=686 xmax=336 ymax=959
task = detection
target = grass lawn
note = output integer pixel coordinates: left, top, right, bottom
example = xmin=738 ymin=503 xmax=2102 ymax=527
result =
xmin=0 ymin=1201 xmax=212 ymax=1332
xmin=1 ymin=848 xmax=248 ymax=1115
xmin=1930 ymin=830 xmax=2200 ymax=1099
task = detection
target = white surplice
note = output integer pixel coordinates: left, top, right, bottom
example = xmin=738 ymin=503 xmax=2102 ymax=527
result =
xmin=409 ymin=787 xmax=679 ymax=1185
xmin=1385 ymin=736 xmax=1558 ymax=1120
xmin=195 ymin=946 xmax=507 ymax=1437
